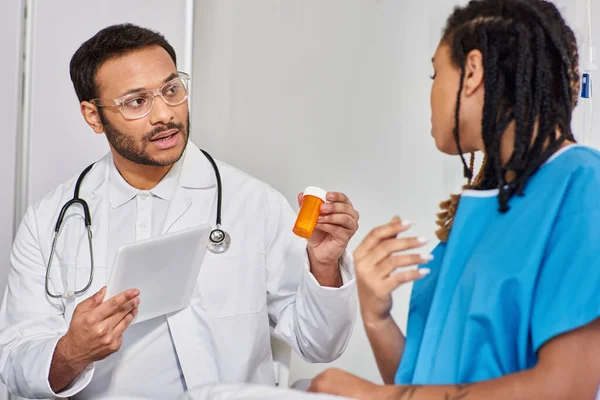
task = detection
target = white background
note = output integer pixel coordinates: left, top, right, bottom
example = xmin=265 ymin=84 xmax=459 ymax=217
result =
xmin=0 ymin=0 xmax=597 ymax=398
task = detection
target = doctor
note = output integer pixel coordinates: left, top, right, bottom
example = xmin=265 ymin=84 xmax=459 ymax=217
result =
xmin=0 ymin=24 xmax=359 ymax=399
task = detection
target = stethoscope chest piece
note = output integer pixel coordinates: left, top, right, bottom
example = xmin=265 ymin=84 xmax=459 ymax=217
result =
xmin=207 ymin=227 xmax=231 ymax=254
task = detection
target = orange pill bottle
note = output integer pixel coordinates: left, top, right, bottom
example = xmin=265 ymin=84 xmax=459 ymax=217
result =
xmin=293 ymin=186 xmax=327 ymax=239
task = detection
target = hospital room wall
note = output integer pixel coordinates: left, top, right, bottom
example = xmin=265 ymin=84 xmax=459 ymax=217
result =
xmin=190 ymin=0 xmax=600 ymax=384
xmin=0 ymin=0 xmax=24 ymax=399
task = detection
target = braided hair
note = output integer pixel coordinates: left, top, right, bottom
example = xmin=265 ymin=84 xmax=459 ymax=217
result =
xmin=435 ymin=0 xmax=581 ymax=242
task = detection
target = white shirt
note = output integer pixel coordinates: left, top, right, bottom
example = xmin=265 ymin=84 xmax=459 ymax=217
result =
xmin=0 ymin=142 xmax=357 ymax=399
xmin=76 ymin=159 xmax=186 ymax=399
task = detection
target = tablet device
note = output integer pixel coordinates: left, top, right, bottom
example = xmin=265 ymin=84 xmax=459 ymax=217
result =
xmin=105 ymin=224 xmax=211 ymax=324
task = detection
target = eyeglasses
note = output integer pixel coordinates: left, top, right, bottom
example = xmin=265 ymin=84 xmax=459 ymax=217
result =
xmin=91 ymin=72 xmax=190 ymax=120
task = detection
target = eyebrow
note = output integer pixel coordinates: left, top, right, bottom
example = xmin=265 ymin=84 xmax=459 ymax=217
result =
xmin=118 ymin=72 xmax=179 ymax=97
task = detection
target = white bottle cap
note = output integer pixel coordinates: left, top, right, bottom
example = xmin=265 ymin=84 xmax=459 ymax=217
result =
xmin=302 ymin=186 xmax=327 ymax=202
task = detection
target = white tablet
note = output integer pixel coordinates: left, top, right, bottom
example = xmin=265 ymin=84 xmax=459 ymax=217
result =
xmin=105 ymin=224 xmax=211 ymax=324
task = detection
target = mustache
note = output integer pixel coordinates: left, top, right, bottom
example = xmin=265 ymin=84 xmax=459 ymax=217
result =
xmin=143 ymin=121 xmax=186 ymax=142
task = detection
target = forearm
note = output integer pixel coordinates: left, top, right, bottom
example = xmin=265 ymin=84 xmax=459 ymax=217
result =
xmin=364 ymin=316 xmax=405 ymax=384
xmin=382 ymin=368 xmax=575 ymax=400
xmin=48 ymin=336 xmax=88 ymax=393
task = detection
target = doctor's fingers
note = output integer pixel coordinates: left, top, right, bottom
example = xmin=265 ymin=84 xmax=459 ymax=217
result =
xmin=103 ymin=297 xmax=140 ymax=330
xmin=357 ymin=236 xmax=427 ymax=271
xmin=325 ymin=192 xmax=354 ymax=208
xmin=320 ymin=202 xmax=359 ymax=221
xmin=317 ymin=213 xmax=358 ymax=231
xmin=314 ymin=223 xmax=355 ymax=243
xmin=95 ymin=289 xmax=140 ymax=321
xmin=353 ymin=218 xmax=411 ymax=261
xmin=74 ymin=287 xmax=107 ymax=313
xmin=383 ymin=267 xmax=431 ymax=293
xmin=112 ymin=307 xmax=139 ymax=339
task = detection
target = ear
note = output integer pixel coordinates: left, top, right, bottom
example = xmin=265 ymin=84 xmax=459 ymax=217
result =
xmin=80 ymin=101 xmax=104 ymax=134
xmin=463 ymin=49 xmax=484 ymax=97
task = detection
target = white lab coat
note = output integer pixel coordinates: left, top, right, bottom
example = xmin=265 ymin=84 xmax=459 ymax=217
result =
xmin=0 ymin=142 xmax=357 ymax=399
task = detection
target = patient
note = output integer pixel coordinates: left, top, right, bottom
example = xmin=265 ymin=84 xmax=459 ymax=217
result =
xmin=309 ymin=0 xmax=600 ymax=398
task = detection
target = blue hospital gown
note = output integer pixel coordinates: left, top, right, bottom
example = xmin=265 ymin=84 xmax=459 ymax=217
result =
xmin=395 ymin=145 xmax=600 ymax=385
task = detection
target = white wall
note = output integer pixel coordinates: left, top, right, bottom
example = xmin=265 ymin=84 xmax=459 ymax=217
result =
xmin=191 ymin=0 xmax=598 ymax=384
xmin=0 ymin=1 xmax=24 ymax=398
xmin=0 ymin=0 xmax=23 ymax=299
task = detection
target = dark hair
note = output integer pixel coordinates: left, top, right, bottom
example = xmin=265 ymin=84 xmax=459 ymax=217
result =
xmin=435 ymin=0 xmax=580 ymax=240
xmin=69 ymin=23 xmax=177 ymax=103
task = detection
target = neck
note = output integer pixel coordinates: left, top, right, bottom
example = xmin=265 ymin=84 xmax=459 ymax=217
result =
xmin=498 ymin=122 xmax=574 ymax=168
xmin=112 ymin=152 xmax=172 ymax=190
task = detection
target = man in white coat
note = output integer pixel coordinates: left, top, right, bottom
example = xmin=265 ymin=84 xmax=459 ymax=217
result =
xmin=0 ymin=24 xmax=359 ymax=399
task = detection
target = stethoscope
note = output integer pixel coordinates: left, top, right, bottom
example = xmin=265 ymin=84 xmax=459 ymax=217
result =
xmin=45 ymin=150 xmax=230 ymax=299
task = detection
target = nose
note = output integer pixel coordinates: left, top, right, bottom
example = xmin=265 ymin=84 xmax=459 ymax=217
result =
xmin=148 ymin=96 xmax=175 ymax=125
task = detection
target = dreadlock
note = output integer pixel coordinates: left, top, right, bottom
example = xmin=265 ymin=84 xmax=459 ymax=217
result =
xmin=435 ymin=0 xmax=581 ymax=242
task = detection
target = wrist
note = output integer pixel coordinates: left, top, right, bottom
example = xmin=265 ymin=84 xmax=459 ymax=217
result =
xmin=55 ymin=334 xmax=89 ymax=371
xmin=307 ymin=247 xmax=342 ymax=287
xmin=362 ymin=314 xmax=395 ymax=331
xmin=49 ymin=335 xmax=89 ymax=393
xmin=307 ymin=246 xmax=340 ymax=270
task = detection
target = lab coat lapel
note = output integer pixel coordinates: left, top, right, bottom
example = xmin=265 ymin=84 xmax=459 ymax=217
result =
xmin=161 ymin=142 xmax=217 ymax=234
xmin=163 ymin=142 xmax=221 ymax=388
xmin=161 ymin=190 xmax=193 ymax=234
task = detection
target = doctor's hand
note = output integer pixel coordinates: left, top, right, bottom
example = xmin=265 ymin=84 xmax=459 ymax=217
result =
xmin=298 ymin=191 xmax=359 ymax=287
xmin=49 ymin=287 xmax=139 ymax=392
xmin=355 ymin=217 xmax=431 ymax=326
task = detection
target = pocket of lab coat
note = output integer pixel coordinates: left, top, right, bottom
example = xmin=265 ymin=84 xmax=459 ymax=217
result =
xmin=197 ymin=252 xmax=266 ymax=318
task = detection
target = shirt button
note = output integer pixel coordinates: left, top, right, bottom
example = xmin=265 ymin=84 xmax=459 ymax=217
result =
xmin=140 ymin=222 xmax=147 ymax=229
xmin=140 ymin=193 xmax=148 ymax=200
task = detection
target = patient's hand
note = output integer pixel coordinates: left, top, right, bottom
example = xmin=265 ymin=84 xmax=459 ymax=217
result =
xmin=308 ymin=368 xmax=395 ymax=399
xmin=354 ymin=217 xmax=431 ymax=327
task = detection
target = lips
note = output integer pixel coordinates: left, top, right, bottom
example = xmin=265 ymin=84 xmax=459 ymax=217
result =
xmin=151 ymin=129 xmax=179 ymax=141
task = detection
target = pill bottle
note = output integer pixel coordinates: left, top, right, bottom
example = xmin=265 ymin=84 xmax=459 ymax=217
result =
xmin=293 ymin=186 xmax=327 ymax=238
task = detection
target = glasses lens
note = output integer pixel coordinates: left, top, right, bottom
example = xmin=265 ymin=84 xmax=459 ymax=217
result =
xmin=121 ymin=93 xmax=154 ymax=119
xmin=161 ymin=77 xmax=189 ymax=106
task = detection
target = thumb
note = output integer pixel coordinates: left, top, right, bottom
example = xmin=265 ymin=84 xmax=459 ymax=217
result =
xmin=75 ymin=286 xmax=106 ymax=312
xmin=297 ymin=192 xmax=304 ymax=208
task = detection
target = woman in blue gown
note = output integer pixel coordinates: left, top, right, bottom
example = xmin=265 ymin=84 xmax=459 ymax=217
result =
xmin=310 ymin=0 xmax=600 ymax=399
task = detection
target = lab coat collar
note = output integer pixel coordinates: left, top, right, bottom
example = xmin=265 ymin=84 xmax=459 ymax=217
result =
xmin=106 ymin=141 xmax=208 ymax=208
xmin=108 ymin=158 xmax=138 ymax=209
xmin=179 ymin=141 xmax=218 ymax=189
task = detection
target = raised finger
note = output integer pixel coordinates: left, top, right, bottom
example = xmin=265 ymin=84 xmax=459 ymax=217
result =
xmin=383 ymin=267 xmax=431 ymax=292
xmin=354 ymin=218 xmax=411 ymax=261
xmin=376 ymin=253 xmax=433 ymax=278
xmin=361 ymin=236 xmax=427 ymax=267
